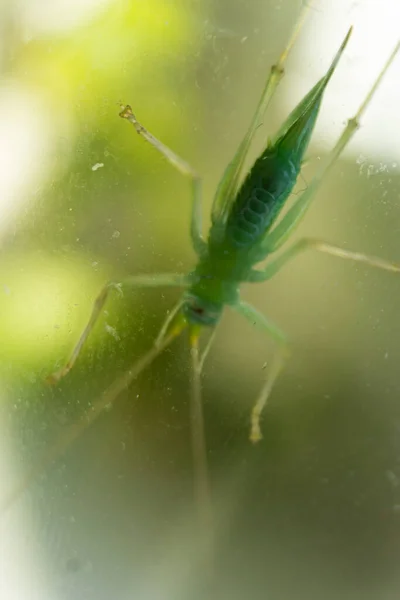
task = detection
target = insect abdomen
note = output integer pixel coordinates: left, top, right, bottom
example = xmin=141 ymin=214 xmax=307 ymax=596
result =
xmin=225 ymin=150 xmax=298 ymax=248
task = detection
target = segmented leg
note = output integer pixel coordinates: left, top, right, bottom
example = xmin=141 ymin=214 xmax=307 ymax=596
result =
xmin=189 ymin=329 xmax=213 ymax=532
xmin=47 ymin=273 xmax=189 ymax=384
xmin=247 ymin=238 xmax=400 ymax=283
xmin=188 ymin=325 xmax=220 ymax=572
xmin=2 ymin=313 xmax=187 ymax=515
xmin=211 ymin=1 xmax=314 ymax=224
xmin=154 ymin=298 xmax=185 ymax=346
xmin=262 ymin=40 xmax=400 ymax=253
xmin=233 ymin=301 xmax=289 ymax=443
xmin=119 ymin=105 xmax=205 ymax=256
xmin=189 ymin=327 xmax=217 ymax=504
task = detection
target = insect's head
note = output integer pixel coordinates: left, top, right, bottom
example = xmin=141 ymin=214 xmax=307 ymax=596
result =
xmin=181 ymin=293 xmax=222 ymax=328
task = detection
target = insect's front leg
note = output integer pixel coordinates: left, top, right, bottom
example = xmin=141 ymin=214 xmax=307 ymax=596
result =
xmin=119 ymin=105 xmax=206 ymax=257
xmin=2 ymin=312 xmax=188 ymax=516
xmin=233 ymin=300 xmax=289 ymax=443
xmin=47 ymin=272 xmax=189 ymax=384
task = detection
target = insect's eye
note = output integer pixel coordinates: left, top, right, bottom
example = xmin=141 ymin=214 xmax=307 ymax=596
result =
xmin=192 ymin=306 xmax=204 ymax=316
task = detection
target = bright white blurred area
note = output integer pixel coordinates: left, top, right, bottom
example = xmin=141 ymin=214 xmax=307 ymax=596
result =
xmin=290 ymin=0 xmax=400 ymax=161
xmin=0 ymin=2 xmax=113 ymax=599
xmin=21 ymin=0 xmax=112 ymax=35
xmin=0 ymin=85 xmax=57 ymax=235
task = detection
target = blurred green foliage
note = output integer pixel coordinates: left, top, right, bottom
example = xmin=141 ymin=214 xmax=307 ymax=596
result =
xmin=1 ymin=1 xmax=400 ymax=598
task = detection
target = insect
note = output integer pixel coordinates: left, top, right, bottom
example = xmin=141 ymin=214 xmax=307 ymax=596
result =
xmin=2 ymin=7 xmax=400 ymax=519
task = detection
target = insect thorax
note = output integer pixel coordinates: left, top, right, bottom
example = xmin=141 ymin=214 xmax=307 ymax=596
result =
xmin=182 ymin=257 xmax=241 ymax=327
xmin=181 ymin=292 xmax=223 ymax=327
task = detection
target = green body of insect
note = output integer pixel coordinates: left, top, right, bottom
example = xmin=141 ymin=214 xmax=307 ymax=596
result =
xmin=47 ymin=21 xmax=400 ymax=450
xmin=185 ymin=41 xmax=345 ymax=323
xmin=4 ymin=8 xmax=399 ymax=520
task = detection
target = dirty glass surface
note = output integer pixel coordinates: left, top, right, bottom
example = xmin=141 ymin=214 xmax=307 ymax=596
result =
xmin=1 ymin=1 xmax=400 ymax=599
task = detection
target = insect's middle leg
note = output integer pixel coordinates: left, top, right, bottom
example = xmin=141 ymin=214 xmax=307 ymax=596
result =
xmin=247 ymin=237 xmax=400 ymax=283
xmin=119 ymin=105 xmax=205 ymax=256
xmin=48 ymin=272 xmax=189 ymax=384
xmin=233 ymin=300 xmax=289 ymax=443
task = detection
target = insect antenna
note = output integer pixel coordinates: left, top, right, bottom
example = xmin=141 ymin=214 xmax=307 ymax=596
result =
xmin=188 ymin=326 xmax=217 ymax=552
xmin=1 ymin=320 xmax=186 ymax=516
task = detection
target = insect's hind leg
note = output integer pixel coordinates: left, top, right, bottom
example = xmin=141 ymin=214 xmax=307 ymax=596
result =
xmin=119 ymin=105 xmax=205 ymax=257
xmin=211 ymin=2 xmax=313 ymax=223
xmin=47 ymin=272 xmax=189 ymax=384
xmin=262 ymin=39 xmax=400 ymax=254
xmin=233 ymin=301 xmax=289 ymax=443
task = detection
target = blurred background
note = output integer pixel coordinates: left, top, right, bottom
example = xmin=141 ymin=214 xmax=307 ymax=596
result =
xmin=1 ymin=0 xmax=400 ymax=598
